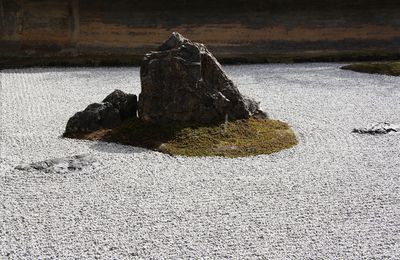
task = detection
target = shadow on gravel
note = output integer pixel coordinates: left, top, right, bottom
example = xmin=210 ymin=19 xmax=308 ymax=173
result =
xmin=89 ymin=141 xmax=150 ymax=154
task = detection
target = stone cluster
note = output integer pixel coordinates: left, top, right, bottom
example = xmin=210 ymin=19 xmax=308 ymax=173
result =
xmin=65 ymin=32 xmax=266 ymax=134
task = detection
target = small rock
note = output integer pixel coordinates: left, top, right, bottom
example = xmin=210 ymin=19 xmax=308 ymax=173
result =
xmin=65 ymin=90 xmax=137 ymax=134
xmin=65 ymin=102 xmax=121 ymax=134
xmin=103 ymin=89 xmax=137 ymax=120
xmin=15 ymin=154 xmax=97 ymax=174
xmin=353 ymin=122 xmax=400 ymax=135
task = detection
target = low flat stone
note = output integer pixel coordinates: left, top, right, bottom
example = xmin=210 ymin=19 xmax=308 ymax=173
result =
xmin=353 ymin=122 xmax=400 ymax=135
xmin=15 ymin=154 xmax=97 ymax=174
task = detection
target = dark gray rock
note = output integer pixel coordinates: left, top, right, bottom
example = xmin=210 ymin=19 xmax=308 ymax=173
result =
xmin=15 ymin=154 xmax=97 ymax=174
xmin=138 ymin=32 xmax=263 ymax=124
xmin=103 ymin=89 xmax=137 ymax=120
xmin=353 ymin=122 xmax=400 ymax=135
xmin=65 ymin=90 xmax=137 ymax=134
xmin=65 ymin=102 xmax=121 ymax=134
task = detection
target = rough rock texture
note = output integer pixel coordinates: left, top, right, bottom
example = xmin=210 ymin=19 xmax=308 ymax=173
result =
xmin=15 ymin=155 xmax=97 ymax=174
xmin=138 ymin=32 xmax=263 ymax=124
xmin=65 ymin=90 xmax=137 ymax=134
xmin=103 ymin=90 xmax=138 ymax=120
xmin=65 ymin=103 xmax=121 ymax=134
xmin=353 ymin=122 xmax=400 ymax=135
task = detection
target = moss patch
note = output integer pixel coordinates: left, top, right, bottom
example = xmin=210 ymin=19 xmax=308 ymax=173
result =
xmin=64 ymin=118 xmax=298 ymax=158
xmin=341 ymin=61 xmax=400 ymax=76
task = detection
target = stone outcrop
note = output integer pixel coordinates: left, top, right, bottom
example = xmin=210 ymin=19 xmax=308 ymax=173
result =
xmin=65 ymin=90 xmax=137 ymax=134
xmin=138 ymin=32 xmax=264 ymax=124
xmin=65 ymin=33 xmax=267 ymax=136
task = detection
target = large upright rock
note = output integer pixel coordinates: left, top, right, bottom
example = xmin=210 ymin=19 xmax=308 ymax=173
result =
xmin=138 ymin=32 xmax=263 ymax=124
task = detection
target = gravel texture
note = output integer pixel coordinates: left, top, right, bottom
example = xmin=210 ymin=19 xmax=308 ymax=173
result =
xmin=1 ymin=64 xmax=400 ymax=258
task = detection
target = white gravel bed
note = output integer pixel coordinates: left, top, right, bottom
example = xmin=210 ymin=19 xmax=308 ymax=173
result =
xmin=1 ymin=64 xmax=400 ymax=258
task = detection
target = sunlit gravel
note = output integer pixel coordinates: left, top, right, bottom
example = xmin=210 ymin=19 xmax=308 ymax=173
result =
xmin=1 ymin=64 xmax=400 ymax=258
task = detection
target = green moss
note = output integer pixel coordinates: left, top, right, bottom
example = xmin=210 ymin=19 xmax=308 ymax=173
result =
xmin=65 ymin=118 xmax=298 ymax=158
xmin=341 ymin=61 xmax=400 ymax=76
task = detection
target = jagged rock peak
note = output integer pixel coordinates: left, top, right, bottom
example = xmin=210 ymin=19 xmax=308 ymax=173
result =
xmin=138 ymin=32 xmax=265 ymax=124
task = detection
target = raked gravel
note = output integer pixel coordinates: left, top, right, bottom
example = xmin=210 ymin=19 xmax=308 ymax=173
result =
xmin=1 ymin=64 xmax=400 ymax=259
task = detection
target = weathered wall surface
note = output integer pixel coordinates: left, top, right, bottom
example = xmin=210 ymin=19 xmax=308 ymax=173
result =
xmin=1 ymin=0 xmax=400 ymax=67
